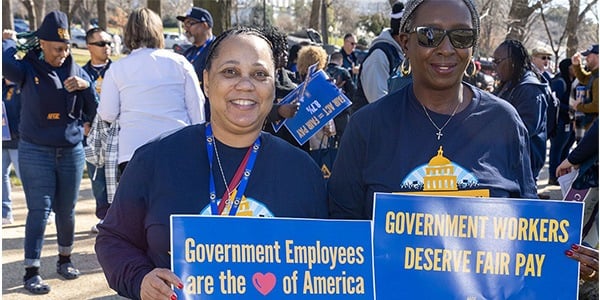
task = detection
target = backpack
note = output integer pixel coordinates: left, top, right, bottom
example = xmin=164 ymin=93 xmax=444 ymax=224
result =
xmin=352 ymin=42 xmax=402 ymax=112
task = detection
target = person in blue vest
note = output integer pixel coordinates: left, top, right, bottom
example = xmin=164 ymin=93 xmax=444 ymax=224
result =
xmin=2 ymin=78 xmax=21 ymax=225
xmin=2 ymin=10 xmax=97 ymax=294
xmin=177 ymin=7 xmax=215 ymax=118
xmin=328 ymin=0 xmax=536 ymax=220
xmin=82 ymin=27 xmax=113 ymax=233
xmin=95 ymin=27 xmax=327 ymax=300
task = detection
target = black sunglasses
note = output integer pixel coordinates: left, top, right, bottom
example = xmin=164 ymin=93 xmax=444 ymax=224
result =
xmin=411 ymin=26 xmax=476 ymax=49
xmin=88 ymin=41 xmax=112 ymax=47
xmin=538 ymin=56 xmax=551 ymax=60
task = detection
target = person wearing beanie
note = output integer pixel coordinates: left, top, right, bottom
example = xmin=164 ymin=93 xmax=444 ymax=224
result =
xmin=2 ymin=10 xmax=98 ymax=294
xmin=353 ymin=1 xmax=406 ymax=109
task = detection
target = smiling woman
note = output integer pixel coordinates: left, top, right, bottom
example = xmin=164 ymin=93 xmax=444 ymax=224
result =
xmin=328 ymin=0 xmax=538 ymax=220
xmin=95 ymin=26 xmax=329 ymax=300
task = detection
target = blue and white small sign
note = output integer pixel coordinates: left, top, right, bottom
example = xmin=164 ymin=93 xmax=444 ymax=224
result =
xmin=271 ymin=65 xmax=351 ymax=145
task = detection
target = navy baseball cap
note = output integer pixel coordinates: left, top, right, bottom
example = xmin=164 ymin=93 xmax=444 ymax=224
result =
xmin=176 ymin=7 xmax=213 ymax=28
xmin=582 ymin=44 xmax=599 ymax=56
xmin=36 ymin=10 xmax=70 ymax=42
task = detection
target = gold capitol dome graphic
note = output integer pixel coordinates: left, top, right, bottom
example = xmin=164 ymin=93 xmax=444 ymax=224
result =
xmin=424 ymin=146 xmax=458 ymax=191
xmin=401 ymin=146 xmax=490 ymax=197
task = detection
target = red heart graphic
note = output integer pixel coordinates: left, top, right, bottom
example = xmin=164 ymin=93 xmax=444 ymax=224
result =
xmin=252 ymin=272 xmax=276 ymax=296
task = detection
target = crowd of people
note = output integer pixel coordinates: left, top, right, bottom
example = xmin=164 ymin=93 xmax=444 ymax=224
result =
xmin=1 ymin=0 xmax=598 ymax=299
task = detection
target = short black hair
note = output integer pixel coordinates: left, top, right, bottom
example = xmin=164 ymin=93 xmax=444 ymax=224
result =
xmin=85 ymin=27 xmax=106 ymax=43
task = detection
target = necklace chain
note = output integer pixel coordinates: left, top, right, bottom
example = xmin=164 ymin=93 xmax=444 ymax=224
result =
xmin=213 ymin=141 xmax=232 ymax=197
xmin=91 ymin=63 xmax=108 ymax=77
xmin=421 ymin=100 xmax=461 ymax=140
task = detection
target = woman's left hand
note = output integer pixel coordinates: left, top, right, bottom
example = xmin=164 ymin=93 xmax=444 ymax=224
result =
xmin=63 ymin=76 xmax=90 ymax=93
xmin=566 ymin=244 xmax=599 ymax=282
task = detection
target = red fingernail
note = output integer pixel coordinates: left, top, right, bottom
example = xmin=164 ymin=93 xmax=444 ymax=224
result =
xmin=565 ymin=250 xmax=574 ymax=256
xmin=177 ymin=282 xmax=184 ymax=289
xmin=171 ymin=294 xmax=177 ymax=300
xmin=571 ymin=244 xmax=580 ymax=250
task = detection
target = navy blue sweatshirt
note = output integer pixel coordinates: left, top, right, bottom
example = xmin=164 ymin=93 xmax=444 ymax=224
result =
xmin=2 ymin=39 xmax=97 ymax=147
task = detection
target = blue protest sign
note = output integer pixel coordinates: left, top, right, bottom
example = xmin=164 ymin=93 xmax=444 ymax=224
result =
xmin=373 ymin=193 xmax=583 ymax=299
xmin=271 ymin=68 xmax=351 ymax=145
xmin=171 ymin=216 xmax=373 ymax=299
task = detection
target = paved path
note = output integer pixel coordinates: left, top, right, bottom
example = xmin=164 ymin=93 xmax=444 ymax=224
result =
xmin=1 ymin=180 xmax=126 ymax=300
xmin=2 ymin=160 xmax=562 ymax=299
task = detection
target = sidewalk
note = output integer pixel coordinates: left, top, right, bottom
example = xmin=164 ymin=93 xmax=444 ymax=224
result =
xmin=1 ymin=180 xmax=126 ymax=300
xmin=1 ymin=162 xmax=562 ymax=299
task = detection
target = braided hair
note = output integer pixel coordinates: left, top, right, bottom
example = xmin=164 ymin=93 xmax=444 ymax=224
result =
xmin=399 ymin=0 xmax=480 ymax=51
xmin=497 ymin=39 xmax=536 ymax=89
xmin=204 ymin=26 xmax=274 ymax=72
xmin=262 ymin=25 xmax=289 ymax=69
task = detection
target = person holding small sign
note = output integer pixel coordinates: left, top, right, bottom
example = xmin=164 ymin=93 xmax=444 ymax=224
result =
xmin=328 ymin=0 xmax=537 ymax=219
xmin=95 ymin=27 xmax=328 ymax=300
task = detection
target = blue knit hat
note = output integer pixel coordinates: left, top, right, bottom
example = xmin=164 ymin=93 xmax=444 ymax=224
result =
xmin=36 ymin=10 xmax=70 ymax=43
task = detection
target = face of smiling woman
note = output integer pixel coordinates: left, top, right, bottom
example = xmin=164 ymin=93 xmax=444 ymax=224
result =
xmin=400 ymin=0 xmax=474 ymax=92
xmin=203 ymin=34 xmax=275 ymax=147
xmin=40 ymin=40 xmax=70 ymax=67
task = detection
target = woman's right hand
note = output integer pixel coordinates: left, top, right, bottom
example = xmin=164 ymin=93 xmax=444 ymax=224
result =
xmin=140 ymin=268 xmax=183 ymax=300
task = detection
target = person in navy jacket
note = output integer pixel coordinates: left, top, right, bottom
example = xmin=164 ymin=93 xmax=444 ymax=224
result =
xmin=2 ymin=10 xmax=97 ymax=295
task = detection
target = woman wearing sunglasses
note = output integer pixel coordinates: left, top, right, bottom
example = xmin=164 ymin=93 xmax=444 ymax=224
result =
xmin=328 ymin=0 xmax=537 ymax=220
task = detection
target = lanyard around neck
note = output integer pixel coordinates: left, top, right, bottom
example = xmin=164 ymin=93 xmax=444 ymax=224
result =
xmin=205 ymin=123 xmax=261 ymax=216
xmin=187 ymin=36 xmax=214 ymax=64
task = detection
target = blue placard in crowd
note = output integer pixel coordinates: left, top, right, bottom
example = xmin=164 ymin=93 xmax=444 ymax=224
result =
xmin=2 ymin=101 xmax=11 ymax=141
xmin=271 ymin=66 xmax=351 ymax=145
xmin=171 ymin=216 xmax=373 ymax=299
xmin=372 ymin=193 xmax=584 ymax=299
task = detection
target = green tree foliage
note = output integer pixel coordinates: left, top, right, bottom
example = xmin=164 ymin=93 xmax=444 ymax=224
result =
xmin=357 ymin=12 xmax=386 ymax=38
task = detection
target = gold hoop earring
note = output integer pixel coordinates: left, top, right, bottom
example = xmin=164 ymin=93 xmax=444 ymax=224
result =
xmin=464 ymin=60 xmax=476 ymax=77
xmin=400 ymin=59 xmax=411 ymax=76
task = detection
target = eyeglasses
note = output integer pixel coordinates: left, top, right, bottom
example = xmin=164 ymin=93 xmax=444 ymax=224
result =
xmin=345 ymin=40 xmax=356 ymax=46
xmin=184 ymin=21 xmax=200 ymax=28
xmin=410 ymin=26 xmax=476 ymax=49
xmin=492 ymin=57 xmax=510 ymax=65
xmin=538 ymin=56 xmax=551 ymax=60
xmin=88 ymin=41 xmax=112 ymax=47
